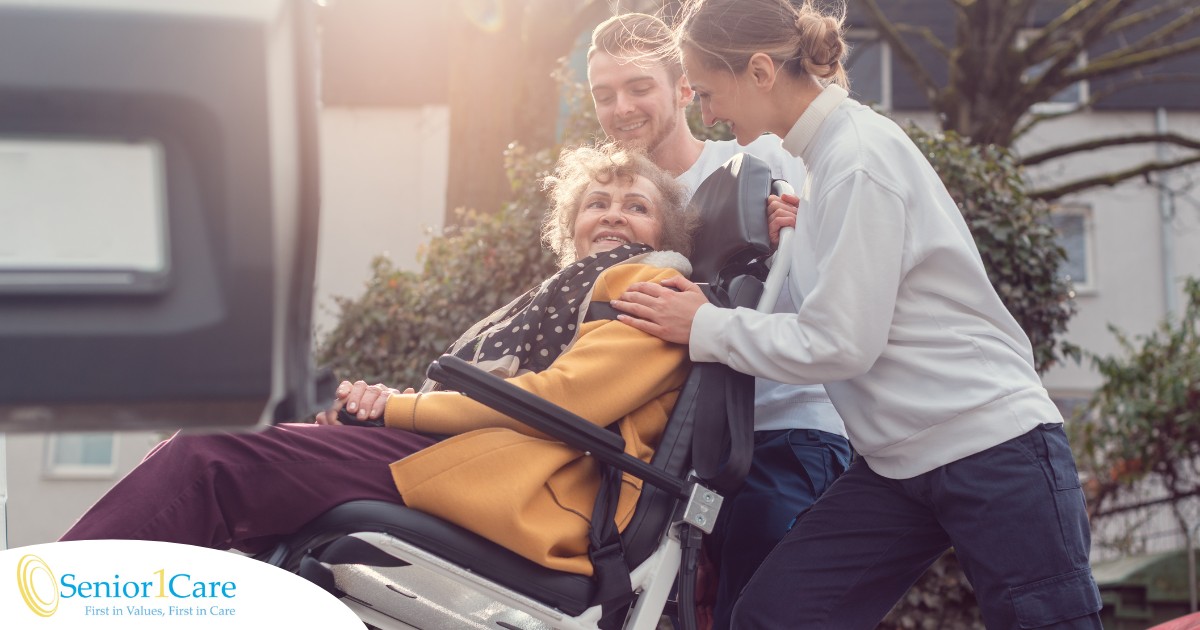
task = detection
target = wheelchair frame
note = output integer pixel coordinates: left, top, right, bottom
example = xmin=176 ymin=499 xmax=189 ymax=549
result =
xmin=264 ymin=153 xmax=792 ymax=630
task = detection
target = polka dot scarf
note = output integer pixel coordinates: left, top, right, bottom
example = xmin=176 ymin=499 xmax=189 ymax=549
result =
xmin=429 ymin=243 xmax=655 ymax=389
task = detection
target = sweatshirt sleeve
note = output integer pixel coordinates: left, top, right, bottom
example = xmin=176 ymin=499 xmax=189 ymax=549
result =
xmin=384 ymin=264 xmax=690 ymax=436
xmin=690 ymin=169 xmax=906 ymax=384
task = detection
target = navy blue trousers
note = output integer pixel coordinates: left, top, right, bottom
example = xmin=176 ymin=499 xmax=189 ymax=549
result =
xmin=708 ymin=428 xmax=851 ymax=630
xmin=730 ymin=424 xmax=1102 ymax=629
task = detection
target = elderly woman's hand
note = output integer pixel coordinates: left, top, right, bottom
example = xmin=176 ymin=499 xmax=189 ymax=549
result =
xmin=767 ymin=193 xmax=799 ymax=249
xmin=314 ymin=381 xmax=413 ymax=425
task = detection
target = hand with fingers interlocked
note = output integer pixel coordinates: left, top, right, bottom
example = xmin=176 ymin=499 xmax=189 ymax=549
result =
xmin=314 ymin=380 xmax=415 ymax=425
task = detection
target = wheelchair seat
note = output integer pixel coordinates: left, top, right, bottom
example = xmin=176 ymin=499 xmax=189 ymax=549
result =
xmin=283 ymin=500 xmax=596 ymax=614
xmin=266 ymin=153 xmax=785 ymax=630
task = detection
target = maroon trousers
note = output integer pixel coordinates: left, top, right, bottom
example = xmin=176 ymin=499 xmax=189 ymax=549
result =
xmin=61 ymin=423 xmax=437 ymax=552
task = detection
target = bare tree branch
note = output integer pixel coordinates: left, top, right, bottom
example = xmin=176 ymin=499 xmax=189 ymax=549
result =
xmin=1105 ymin=0 xmax=1198 ymax=36
xmin=1031 ymin=154 xmax=1200 ymax=201
xmin=1085 ymin=71 xmax=1200 ymax=104
xmin=1093 ymin=7 xmax=1200 ymax=62
xmin=1017 ymin=0 xmax=1193 ymax=112
xmin=1092 ymin=487 xmax=1200 ymax=520
xmin=994 ymin=0 xmax=1040 ymax=57
xmin=1021 ymin=2 xmax=1200 ymax=103
xmin=1075 ymin=36 xmax=1200 ymax=83
xmin=894 ymin=23 xmax=952 ymax=59
xmin=1023 ymin=0 xmax=1135 ymax=64
xmin=854 ymin=0 xmax=943 ymax=102
xmin=1012 ymin=108 xmax=1082 ymax=141
xmin=875 ymin=0 xmax=1200 ymax=192
xmin=1012 ymin=73 xmax=1200 ymax=140
xmin=1020 ymin=132 xmax=1200 ymax=166
xmin=1019 ymin=1 xmax=1137 ymax=107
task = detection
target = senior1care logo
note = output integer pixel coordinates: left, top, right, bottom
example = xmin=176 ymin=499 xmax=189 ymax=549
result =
xmin=1 ymin=540 xmax=361 ymax=629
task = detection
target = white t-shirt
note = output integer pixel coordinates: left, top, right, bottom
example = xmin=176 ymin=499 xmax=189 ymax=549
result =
xmin=690 ymin=86 xmax=1062 ymax=478
xmin=677 ymin=135 xmax=845 ymax=437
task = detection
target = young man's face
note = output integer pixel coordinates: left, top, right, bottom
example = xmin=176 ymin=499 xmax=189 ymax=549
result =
xmin=587 ymin=51 xmax=691 ymax=155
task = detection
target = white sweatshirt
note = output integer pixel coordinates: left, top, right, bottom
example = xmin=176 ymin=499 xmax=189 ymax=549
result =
xmin=689 ymin=85 xmax=1062 ymax=479
xmin=678 ymin=136 xmax=845 ymax=437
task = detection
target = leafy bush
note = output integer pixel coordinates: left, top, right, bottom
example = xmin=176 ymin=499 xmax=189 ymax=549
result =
xmin=685 ymin=103 xmax=731 ymax=141
xmin=1072 ymin=278 xmax=1200 ymax=520
xmin=881 ymin=550 xmax=983 ymax=630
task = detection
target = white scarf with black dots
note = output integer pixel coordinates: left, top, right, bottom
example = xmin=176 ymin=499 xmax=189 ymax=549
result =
xmin=424 ymin=244 xmax=690 ymax=391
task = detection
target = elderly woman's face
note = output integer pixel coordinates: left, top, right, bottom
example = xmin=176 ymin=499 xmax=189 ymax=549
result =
xmin=572 ymin=174 xmax=665 ymax=259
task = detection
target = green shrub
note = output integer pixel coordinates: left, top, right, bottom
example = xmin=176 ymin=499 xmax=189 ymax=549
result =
xmin=1072 ymin=277 xmax=1200 ymax=527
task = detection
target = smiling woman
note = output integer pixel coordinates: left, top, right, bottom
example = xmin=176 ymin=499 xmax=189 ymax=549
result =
xmin=541 ymin=143 xmax=694 ymax=267
xmin=573 ymin=177 xmax=664 ymax=258
xmin=62 ymin=142 xmax=700 ymax=578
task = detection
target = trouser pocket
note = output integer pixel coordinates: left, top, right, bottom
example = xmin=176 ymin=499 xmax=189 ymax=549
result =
xmin=1010 ymin=567 xmax=1101 ymax=628
xmin=1039 ymin=423 xmax=1081 ymax=490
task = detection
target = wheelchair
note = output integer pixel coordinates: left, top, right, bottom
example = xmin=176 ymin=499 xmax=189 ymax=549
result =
xmin=260 ymin=153 xmax=793 ymax=630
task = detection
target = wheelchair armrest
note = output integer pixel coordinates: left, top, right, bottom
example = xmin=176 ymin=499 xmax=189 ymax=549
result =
xmin=427 ymin=355 xmax=686 ymax=497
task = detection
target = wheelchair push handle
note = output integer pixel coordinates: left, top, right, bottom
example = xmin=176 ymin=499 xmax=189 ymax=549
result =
xmin=771 ymin=178 xmax=795 ymax=199
xmin=336 ymin=407 xmax=385 ymax=428
xmin=758 ymin=178 xmax=797 ymax=311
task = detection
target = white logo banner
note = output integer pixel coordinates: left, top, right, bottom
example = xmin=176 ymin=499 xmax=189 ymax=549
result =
xmin=0 ymin=540 xmax=362 ymax=629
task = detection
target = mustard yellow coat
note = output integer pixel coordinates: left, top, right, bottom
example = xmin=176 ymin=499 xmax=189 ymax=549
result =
xmin=382 ymin=263 xmax=689 ymax=576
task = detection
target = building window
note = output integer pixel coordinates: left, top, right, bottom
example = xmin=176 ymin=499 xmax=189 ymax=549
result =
xmin=1050 ymin=204 xmax=1095 ymax=294
xmin=1018 ymin=29 xmax=1089 ymax=114
xmin=845 ymin=29 xmax=892 ymax=110
xmin=44 ymin=432 xmax=118 ymax=479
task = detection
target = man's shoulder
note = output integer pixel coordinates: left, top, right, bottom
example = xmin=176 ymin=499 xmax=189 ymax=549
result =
xmin=704 ymin=134 xmax=791 ymax=163
xmin=679 ymin=135 xmax=803 ymax=195
xmin=702 ymin=135 xmax=803 ymax=182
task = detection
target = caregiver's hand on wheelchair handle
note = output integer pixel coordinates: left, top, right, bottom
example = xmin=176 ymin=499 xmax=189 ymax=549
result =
xmin=767 ymin=193 xmax=799 ymax=249
xmin=314 ymin=380 xmax=413 ymax=425
xmin=613 ymin=275 xmax=710 ymax=345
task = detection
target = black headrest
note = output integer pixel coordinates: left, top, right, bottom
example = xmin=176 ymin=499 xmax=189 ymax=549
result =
xmin=688 ymin=153 xmax=773 ymax=284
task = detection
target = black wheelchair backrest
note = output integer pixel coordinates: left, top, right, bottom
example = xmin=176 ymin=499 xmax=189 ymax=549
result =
xmin=688 ymin=153 xmax=774 ymax=285
xmin=619 ymin=152 xmax=775 ymax=567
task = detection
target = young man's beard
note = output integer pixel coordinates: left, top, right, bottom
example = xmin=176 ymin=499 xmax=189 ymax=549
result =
xmin=638 ymin=108 xmax=682 ymax=158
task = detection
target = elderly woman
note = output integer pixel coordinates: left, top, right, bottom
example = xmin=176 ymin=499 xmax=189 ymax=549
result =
xmin=62 ymin=143 xmax=696 ymax=577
